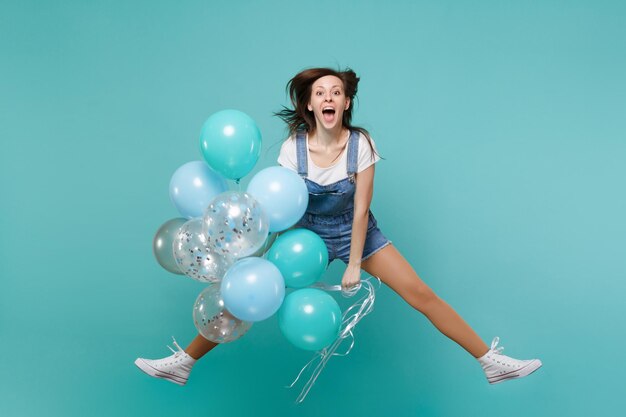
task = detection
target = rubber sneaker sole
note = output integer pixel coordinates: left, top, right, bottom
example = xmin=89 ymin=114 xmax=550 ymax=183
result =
xmin=488 ymin=359 xmax=542 ymax=384
xmin=134 ymin=358 xmax=188 ymax=386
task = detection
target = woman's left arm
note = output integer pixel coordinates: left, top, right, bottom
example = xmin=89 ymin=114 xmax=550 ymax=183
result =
xmin=342 ymin=164 xmax=375 ymax=289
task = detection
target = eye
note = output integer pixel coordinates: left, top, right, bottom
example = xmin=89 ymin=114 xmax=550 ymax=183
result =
xmin=333 ymin=90 xmax=342 ymax=95
xmin=315 ymin=91 xmax=323 ymax=96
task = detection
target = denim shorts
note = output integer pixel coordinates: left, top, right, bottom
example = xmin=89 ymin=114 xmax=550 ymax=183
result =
xmin=297 ymin=210 xmax=391 ymax=264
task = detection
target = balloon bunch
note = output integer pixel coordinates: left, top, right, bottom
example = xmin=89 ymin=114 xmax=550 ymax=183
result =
xmin=151 ymin=110 xmax=344 ymax=350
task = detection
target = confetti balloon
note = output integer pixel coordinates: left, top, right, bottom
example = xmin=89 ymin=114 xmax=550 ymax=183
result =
xmin=249 ymin=232 xmax=278 ymax=258
xmin=202 ymin=191 xmax=269 ymax=259
xmin=173 ymin=218 xmax=232 ymax=283
xmin=193 ymin=284 xmax=252 ymax=343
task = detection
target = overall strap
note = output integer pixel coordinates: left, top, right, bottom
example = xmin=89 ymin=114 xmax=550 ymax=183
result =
xmin=295 ymin=131 xmax=308 ymax=178
xmin=346 ymin=130 xmax=360 ymax=183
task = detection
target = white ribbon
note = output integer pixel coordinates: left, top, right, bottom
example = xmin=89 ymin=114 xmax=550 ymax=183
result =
xmin=286 ymin=276 xmax=381 ymax=403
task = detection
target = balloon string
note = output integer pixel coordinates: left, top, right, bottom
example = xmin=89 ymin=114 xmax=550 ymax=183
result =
xmin=287 ymin=276 xmax=380 ymax=403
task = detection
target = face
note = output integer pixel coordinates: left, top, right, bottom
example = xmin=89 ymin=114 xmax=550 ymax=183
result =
xmin=307 ymin=75 xmax=350 ymax=131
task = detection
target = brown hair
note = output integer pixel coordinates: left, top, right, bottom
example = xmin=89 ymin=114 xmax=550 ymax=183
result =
xmin=275 ymin=67 xmax=379 ymax=159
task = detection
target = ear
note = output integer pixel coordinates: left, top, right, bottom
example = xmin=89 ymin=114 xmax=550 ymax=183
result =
xmin=345 ymin=97 xmax=351 ymax=111
xmin=307 ymin=101 xmax=313 ymax=111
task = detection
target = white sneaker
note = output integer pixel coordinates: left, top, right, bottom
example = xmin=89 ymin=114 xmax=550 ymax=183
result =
xmin=478 ymin=337 xmax=542 ymax=384
xmin=134 ymin=337 xmax=196 ymax=386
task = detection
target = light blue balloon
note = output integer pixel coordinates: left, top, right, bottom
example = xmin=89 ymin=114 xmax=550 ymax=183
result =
xmin=220 ymin=257 xmax=285 ymax=322
xmin=278 ymin=289 xmax=342 ymax=351
xmin=247 ymin=166 xmax=308 ymax=232
xmin=169 ymin=161 xmax=228 ymax=219
xmin=200 ymin=109 xmax=262 ymax=181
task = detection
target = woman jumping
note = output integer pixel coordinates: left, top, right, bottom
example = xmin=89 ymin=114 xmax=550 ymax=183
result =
xmin=135 ymin=67 xmax=542 ymax=387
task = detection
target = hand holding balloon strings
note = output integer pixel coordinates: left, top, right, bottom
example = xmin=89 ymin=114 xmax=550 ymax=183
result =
xmin=341 ymin=263 xmax=362 ymax=291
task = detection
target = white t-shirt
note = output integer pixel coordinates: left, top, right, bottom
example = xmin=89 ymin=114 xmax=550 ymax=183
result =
xmin=277 ymin=132 xmax=380 ymax=186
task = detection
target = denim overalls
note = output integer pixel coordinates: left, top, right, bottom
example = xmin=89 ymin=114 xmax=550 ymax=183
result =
xmin=294 ymin=130 xmax=391 ymax=264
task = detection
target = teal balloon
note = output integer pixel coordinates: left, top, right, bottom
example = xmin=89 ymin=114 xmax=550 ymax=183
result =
xmin=200 ymin=109 xmax=262 ymax=181
xmin=267 ymin=229 xmax=328 ymax=288
xmin=278 ymin=289 xmax=342 ymax=351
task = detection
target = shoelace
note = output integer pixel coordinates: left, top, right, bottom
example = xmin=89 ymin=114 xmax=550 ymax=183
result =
xmin=166 ymin=336 xmax=185 ymax=356
xmin=490 ymin=337 xmax=505 ymax=355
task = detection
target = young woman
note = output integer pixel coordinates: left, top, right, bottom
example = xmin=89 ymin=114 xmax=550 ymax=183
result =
xmin=135 ymin=67 xmax=542 ymax=387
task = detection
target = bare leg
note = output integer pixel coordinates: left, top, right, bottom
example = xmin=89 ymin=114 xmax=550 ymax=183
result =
xmin=185 ymin=335 xmax=218 ymax=360
xmin=361 ymin=244 xmax=489 ymax=358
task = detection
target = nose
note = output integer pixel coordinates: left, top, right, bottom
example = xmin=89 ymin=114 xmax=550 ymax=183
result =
xmin=324 ymin=92 xmax=333 ymax=101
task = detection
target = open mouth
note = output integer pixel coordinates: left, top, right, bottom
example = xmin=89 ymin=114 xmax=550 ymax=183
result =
xmin=322 ymin=107 xmax=336 ymax=123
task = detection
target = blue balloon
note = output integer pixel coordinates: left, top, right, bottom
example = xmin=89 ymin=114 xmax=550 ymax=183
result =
xmin=221 ymin=257 xmax=285 ymax=322
xmin=278 ymin=289 xmax=342 ymax=351
xmin=169 ymin=161 xmax=228 ymax=219
xmin=247 ymin=166 xmax=308 ymax=232
xmin=200 ymin=110 xmax=262 ymax=181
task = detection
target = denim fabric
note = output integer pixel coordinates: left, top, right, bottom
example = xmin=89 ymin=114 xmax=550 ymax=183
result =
xmin=294 ymin=130 xmax=391 ymax=264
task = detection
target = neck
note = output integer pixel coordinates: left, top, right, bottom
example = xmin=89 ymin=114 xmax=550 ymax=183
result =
xmin=310 ymin=125 xmax=346 ymax=146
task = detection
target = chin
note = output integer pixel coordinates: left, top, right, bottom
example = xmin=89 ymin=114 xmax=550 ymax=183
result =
xmin=318 ymin=119 xmax=341 ymax=131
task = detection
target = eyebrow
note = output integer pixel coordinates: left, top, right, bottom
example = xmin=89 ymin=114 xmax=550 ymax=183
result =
xmin=314 ymin=85 xmax=343 ymax=89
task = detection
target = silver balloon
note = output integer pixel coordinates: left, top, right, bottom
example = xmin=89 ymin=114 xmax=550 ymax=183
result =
xmin=202 ymin=191 xmax=269 ymax=259
xmin=173 ymin=218 xmax=232 ymax=283
xmin=193 ymin=283 xmax=252 ymax=343
xmin=153 ymin=218 xmax=187 ymax=274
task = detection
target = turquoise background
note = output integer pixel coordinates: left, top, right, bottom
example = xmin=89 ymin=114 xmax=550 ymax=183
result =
xmin=2 ymin=1 xmax=625 ymax=416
